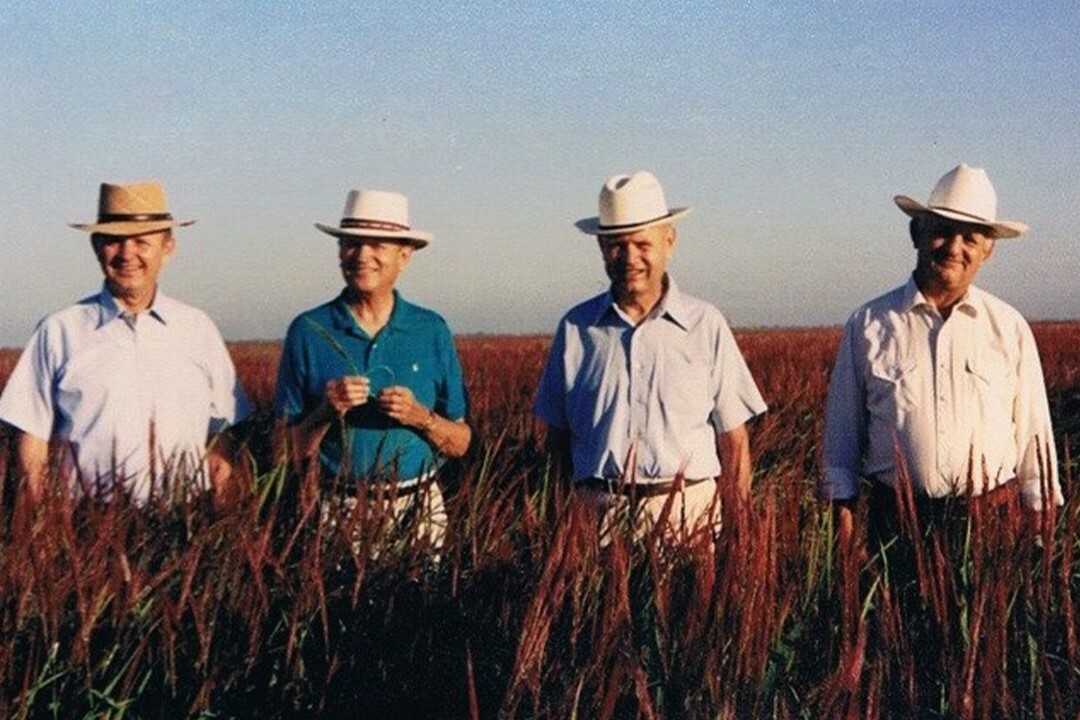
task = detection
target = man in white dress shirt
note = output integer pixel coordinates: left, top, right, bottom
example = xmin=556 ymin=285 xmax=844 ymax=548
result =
xmin=0 ymin=181 xmax=250 ymax=504
xmin=822 ymin=164 xmax=1061 ymax=540
xmin=534 ymin=171 xmax=766 ymax=537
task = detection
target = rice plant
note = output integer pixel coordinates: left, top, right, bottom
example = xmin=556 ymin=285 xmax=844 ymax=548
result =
xmin=0 ymin=323 xmax=1075 ymax=718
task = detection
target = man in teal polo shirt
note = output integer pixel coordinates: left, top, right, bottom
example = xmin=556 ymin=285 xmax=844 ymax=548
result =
xmin=275 ymin=188 xmax=471 ymax=546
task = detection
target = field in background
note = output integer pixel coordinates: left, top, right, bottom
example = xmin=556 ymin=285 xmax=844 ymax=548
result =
xmin=0 ymin=324 xmax=1077 ymax=718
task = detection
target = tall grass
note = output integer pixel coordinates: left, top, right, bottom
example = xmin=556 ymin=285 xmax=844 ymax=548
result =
xmin=0 ymin=323 xmax=1076 ymax=718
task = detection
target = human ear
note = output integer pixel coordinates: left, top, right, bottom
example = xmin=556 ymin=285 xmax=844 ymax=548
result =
xmin=162 ymin=233 xmax=177 ymax=262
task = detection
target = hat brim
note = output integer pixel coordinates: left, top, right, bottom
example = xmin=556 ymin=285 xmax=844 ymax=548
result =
xmin=575 ymin=207 xmax=692 ymax=236
xmin=69 ymin=219 xmax=196 ymax=235
xmin=894 ymin=196 xmax=1027 ymax=239
xmin=315 ymin=223 xmax=431 ymax=249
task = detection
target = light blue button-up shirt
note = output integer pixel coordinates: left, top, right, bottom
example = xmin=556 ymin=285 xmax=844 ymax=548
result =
xmin=534 ymin=280 xmax=766 ymax=481
xmin=0 ymin=286 xmax=251 ymax=500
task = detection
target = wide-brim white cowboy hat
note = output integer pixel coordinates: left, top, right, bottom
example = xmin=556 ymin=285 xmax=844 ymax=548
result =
xmin=69 ymin=181 xmax=196 ymax=235
xmin=575 ymin=170 xmax=691 ymax=235
xmin=315 ymin=189 xmax=433 ymax=248
xmin=894 ymin=163 xmax=1028 ymax=239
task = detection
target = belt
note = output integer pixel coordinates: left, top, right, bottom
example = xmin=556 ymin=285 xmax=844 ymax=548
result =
xmin=871 ymin=478 xmax=1018 ymax=510
xmin=332 ymin=469 xmax=438 ymax=499
xmin=577 ymin=476 xmax=713 ymax=498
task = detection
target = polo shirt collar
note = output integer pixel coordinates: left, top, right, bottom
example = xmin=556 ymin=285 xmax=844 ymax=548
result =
xmin=331 ymin=289 xmax=413 ymax=337
xmin=593 ymin=275 xmax=690 ymax=330
xmin=904 ymin=275 xmax=980 ymax=319
xmin=96 ymin=284 xmax=169 ymax=328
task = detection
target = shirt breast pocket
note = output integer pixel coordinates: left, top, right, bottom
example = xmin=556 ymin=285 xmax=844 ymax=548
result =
xmin=665 ymin=350 xmax=714 ymax=418
xmin=867 ymin=357 xmax=918 ymax=422
xmin=964 ymin=356 xmax=1014 ymax=418
xmin=158 ymin=352 xmax=213 ymax=412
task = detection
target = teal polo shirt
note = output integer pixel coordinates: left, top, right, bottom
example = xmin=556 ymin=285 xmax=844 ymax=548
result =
xmin=275 ymin=291 xmax=468 ymax=485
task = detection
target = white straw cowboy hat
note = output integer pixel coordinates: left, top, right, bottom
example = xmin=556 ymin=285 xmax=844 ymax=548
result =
xmin=315 ymin=189 xmax=433 ymax=248
xmin=894 ymin=164 xmax=1028 ymax=239
xmin=575 ymin=170 xmax=691 ymax=235
xmin=69 ymin=181 xmax=196 ymax=235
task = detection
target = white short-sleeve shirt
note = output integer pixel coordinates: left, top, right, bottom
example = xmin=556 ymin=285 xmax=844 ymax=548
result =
xmin=0 ymin=286 xmax=251 ymax=500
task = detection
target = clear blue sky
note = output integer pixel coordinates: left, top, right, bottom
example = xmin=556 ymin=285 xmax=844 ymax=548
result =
xmin=1 ymin=2 xmax=1077 ymax=346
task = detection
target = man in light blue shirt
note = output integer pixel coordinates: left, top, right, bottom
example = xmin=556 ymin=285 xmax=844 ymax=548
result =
xmin=534 ymin=171 xmax=766 ymax=535
xmin=0 ymin=181 xmax=250 ymax=504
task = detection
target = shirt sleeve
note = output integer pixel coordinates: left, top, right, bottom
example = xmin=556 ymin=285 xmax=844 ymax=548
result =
xmin=435 ymin=320 xmax=468 ymax=422
xmin=274 ymin=318 xmax=310 ymax=425
xmin=709 ymin=318 xmax=767 ymax=433
xmin=205 ymin=320 xmax=251 ymax=434
xmin=0 ymin=321 xmax=57 ymax=441
xmin=1013 ymin=322 xmax=1062 ymax=509
xmin=821 ymin=319 xmax=864 ymax=501
xmin=533 ymin=320 xmax=569 ymax=430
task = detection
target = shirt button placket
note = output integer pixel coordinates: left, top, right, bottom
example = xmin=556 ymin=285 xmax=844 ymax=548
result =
xmin=628 ymin=329 xmax=644 ymax=441
xmin=935 ymin=326 xmax=952 ymax=475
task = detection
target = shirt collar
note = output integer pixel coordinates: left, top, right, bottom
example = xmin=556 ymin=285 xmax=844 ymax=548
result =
xmin=904 ymin=275 xmax=980 ymax=319
xmin=331 ymin=289 xmax=411 ymax=337
xmin=592 ymin=275 xmax=690 ymax=330
xmin=656 ymin=278 xmax=691 ymax=330
xmin=96 ymin=284 xmax=169 ymax=328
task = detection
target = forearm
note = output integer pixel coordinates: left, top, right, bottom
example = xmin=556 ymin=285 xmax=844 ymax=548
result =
xmin=716 ymin=424 xmax=752 ymax=499
xmin=207 ymin=430 xmax=243 ymax=504
xmin=15 ymin=432 xmax=49 ymax=502
xmin=415 ymin=408 xmax=472 ymax=458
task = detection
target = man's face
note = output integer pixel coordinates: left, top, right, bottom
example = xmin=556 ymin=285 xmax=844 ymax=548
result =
xmin=598 ymin=224 xmax=675 ymax=299
xmin=338 ymin=236 xmax=413 ymax=295
xmin=92 ymin=230 xmax=175 ymax=303
xmin=913 ymin=216 xmax=995 ymax=295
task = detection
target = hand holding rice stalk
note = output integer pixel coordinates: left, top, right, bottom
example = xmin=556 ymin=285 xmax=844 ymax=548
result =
xmin=304 ymin=318 xmax=396 ymax=415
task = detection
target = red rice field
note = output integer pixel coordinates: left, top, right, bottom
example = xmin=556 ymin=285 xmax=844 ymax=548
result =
xmin=0 ymin=323 xmax=1078 ymax=718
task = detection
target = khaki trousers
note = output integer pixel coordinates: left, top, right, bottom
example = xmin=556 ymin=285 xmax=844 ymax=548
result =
xmin=574 ymin=478 xmax=721 ymax=542
xmin=321 ymin=480 xmax=447 ymax=553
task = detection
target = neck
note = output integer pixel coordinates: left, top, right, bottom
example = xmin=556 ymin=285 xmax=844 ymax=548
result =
xmin=613 ymin=283 xmax=665 ymax=325
xmin=344 ymin=287 xmax=395 ymax=334
xmin=913 ymin=271 xmax=968 ymax=321
xmin=110 ymin=285 xmax=156 ymax=314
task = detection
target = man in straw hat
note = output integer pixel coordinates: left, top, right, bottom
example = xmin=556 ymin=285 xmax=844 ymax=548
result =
xmin=534 ymin=170 xmax=767 ymax=538
xmin=822 ymin=164 xmax=1062 ymax=543
xmin=0 ymin=181 xmax=251 ymax=504
xmin=274 ymin=188 xmax=470 ymax=547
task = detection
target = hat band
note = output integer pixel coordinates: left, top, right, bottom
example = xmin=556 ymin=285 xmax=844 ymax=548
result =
xmin=340 ymin=218 xmax=410 ymax=232
xmin=928 ymin=205 xmax=992 ymax=224
xmin=597 ymin=211 xmax=674 ymax=231
xmin=97 ymin=212 xmax=173 ymax=222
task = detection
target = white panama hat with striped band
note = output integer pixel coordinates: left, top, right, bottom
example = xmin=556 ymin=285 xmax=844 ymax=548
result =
xmin=316 ymin=189 xmax=433 ymax=248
